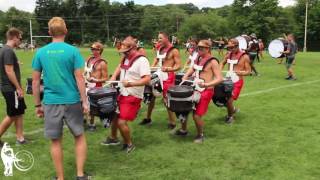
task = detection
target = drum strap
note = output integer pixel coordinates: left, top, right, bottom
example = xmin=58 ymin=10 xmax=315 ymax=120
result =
xmin=84 ymin=57 xmax=106 ymax=82
xmin=156 ymin=45 xmax=175 ymax=67
xmin=120 ymin=52 xmax=145 ymax=70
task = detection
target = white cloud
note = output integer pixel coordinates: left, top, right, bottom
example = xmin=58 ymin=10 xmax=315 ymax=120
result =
xmin=0 ymin=0 xmax=36 ymax=12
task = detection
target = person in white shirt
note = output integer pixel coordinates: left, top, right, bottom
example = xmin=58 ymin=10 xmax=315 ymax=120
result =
xmin=101 ymin=36 xmax=151 ymax=153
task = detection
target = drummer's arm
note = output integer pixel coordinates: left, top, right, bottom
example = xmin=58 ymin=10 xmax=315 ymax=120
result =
xmin=127 ymin=75 xmax=151 ymax=87
xmin=237 ymin=55 xmax=251 ymax=76
xmin=182 ymin=67 xmax=194 ymax=81
xmin=220 ymin=55 xmax=227 ymax=70
xmin=165 ymin=49 xmax=182 ymax=72
xmin=283 ymin=46 xmax=291 ymax=54
xmin=205 ymin=61 xmax=223 ymax=87
xmin=110 ymin=64 xmax=121 ymax=81
xmin=100 ymin=61 xmax=108 ymax=82
xmin=151 ymin=58 xmax=158 ymax=67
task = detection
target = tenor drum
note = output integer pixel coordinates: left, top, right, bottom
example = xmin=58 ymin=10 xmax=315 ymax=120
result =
xmin=151 ymin=73 xmax=162 ymax=96
xmin=212 ymin=79 xmax=234 ymax=107
xmin=175 ymin=72 xmax=185 ymax=85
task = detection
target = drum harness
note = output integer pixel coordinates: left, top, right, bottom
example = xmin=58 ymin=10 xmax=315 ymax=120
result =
xmin=153 ymin=45 xmax=175 ymax=89
xmin=84 ymin=56 xmax=106 ymax=87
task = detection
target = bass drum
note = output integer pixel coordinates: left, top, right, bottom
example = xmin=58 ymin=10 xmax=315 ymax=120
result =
xmin=236 ymin=35 xmax=251 ymax=51
xmin=268 ymin=39 xmax=288 ymax=58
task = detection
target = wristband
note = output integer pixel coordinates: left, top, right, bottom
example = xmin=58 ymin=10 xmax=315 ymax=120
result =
xmin=35 ymin=104 xmax=42 ymax=108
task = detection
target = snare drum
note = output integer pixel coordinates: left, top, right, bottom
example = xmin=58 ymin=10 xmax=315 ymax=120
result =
xmin=87 ymin=87 xmax=118 ymax=116
xmin=268 ymin=39 xmax=288 ymax=58
xmin=167 ymin=85 xmax=200 ymax=122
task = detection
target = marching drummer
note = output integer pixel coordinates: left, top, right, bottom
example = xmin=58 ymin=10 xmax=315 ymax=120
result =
xmin=176 ymin=40 xmax=223 ymax=143
xmin=220 ymin=39 xmax=251 ymax=124
xmin=184 ymin=38 xmax=198 ymax=71
xmin=139 ymin=32 xmax=182 ymax=129
xmin=282 ymin=34 xmax=297 ymax=80
xmin=101 ymin=36 xmax=151 ymax=153
xmin=84 ymin=42 xmax=108 ymax=131
xmin=247 ymin=33 xmax=259 ymax=76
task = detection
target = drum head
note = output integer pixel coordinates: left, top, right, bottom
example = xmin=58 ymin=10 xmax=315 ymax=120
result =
xmin=236 ymin=36 xmax=248 ymax=51
xmin=268 ymin=39 xmax=284 ymax=58
xmin=87 ymin=87 xmax=117 ymax=99
xmin=168 ymin=85 xmax=194 ymax=98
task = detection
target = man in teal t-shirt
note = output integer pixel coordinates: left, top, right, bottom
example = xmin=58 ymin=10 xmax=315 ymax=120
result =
xmin=32 ymin=42 xmax=84 ymax=104
xmin=31 ymin=17 xmax=90 ymax=180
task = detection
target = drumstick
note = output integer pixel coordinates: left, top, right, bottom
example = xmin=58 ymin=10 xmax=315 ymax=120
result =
xmin=150 ymin=67 xmax=173 ymax=70
xmin=103 ymin=80 xmax=134 ymax=87
xmin=179 ymin=80 xmax=194 ymax=86
xmin=222 ymin=70 xmax=246 ymax=73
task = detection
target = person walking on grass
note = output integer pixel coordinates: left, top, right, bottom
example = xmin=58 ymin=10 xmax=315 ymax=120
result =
xmin=220 ymin=39 xmax=251 ymax=124
xmin=84 ymin=42 xmax=108 ymax=132
xmin=282 ymin=34 xmax=298 ymax=80
xmin=0 ymin=28 xmax=27 ymax=146
xmin=32 ymin=17 xmax=91 ymax=180
xmin=176 ymin=40 xmax=223 ymax=143
xmin=101 ymin=36 xmax=151 ymax=153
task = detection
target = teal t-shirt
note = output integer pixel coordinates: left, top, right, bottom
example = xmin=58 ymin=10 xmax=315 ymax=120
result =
xmin=32 ymin=42 xmax=84 ymax=104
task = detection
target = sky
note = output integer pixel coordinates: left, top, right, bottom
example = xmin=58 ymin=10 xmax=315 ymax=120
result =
xmin=0 ymin=0 xmax=296 ymax=13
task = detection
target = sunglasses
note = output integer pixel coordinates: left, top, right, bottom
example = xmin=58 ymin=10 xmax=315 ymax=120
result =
xmin=197 ymin=46 xmax=208 ymax=51
xmin=90 ymin=47 xmax=100 ymax=51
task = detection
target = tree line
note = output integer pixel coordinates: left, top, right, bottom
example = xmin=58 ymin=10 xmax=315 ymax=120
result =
xmin=0 ymin=0 xmax=319 ymax=50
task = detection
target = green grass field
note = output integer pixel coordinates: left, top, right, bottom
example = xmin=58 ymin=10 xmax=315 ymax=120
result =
xmin=1 ymin=48 xmax=320 ymax=180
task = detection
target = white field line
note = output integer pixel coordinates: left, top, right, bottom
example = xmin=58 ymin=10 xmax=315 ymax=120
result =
xmin=4 ymin=79 xmax=320 ymax=138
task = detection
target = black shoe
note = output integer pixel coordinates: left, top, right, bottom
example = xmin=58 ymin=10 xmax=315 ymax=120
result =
xmin=139 ymin=118 xmax=152 ymax=125
xmin=101 ymin=137 xmax=120 ymax=146
xmin=193 ymin=135 xmax=204 ymax=144
xmin=76 ymin=173 xmax=92 ymax=180
xmin=225 ymin=116 xmax=234 ymax=124
xmin=87 ymin=124 xmax=96 ymax=132
xmin=16 ymin=139 xmax=28 ymax=145
xmin=285 ymin=76 xmax=292 ymax=80
xmin=167 ymin=123 xmax=176 ymax=130
xmin=174 ymin=129 xmax=188 ymax=136
xmin=122 ymin=144 xmax=135 ymax=154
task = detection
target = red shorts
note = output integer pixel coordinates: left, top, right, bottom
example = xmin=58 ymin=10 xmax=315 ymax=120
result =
xmin=118 ymin=95 xmax=142 ymax=121
xmin=96 ymin=82 xmax=103 ymax=87
xmin=162 ymin=72 xmax=175 ymax=98
xmin=232 ymin=79 xmax=244 ymax=100
xmin=194 ymin=89 xmax=214 ymax=116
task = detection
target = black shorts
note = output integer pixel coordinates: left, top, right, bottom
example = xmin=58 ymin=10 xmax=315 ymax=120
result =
xmin=1 ymin=91 xmax=27 ymax=117
xmin=249 ymin=53 xmax=257 ymax=63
